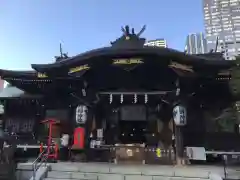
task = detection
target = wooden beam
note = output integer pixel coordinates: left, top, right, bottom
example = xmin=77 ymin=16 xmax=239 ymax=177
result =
xmin=98 ymin=90 xmax=175 ymax=95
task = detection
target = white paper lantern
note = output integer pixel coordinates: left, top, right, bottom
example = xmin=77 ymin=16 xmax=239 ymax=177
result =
xmin=173 ymin=105 xmax=187 ymax=126
xmin=0 ymin=104 xmax=4 ymax=115
xmin=76 ymin=105 xmax=88 ymax=124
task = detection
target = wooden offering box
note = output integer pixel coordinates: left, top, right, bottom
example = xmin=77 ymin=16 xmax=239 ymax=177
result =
xmin=113 ymin=144 xmax=145 ymax=164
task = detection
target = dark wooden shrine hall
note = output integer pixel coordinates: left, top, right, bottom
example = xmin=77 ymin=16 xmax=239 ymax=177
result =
xmin=0 ymin=25 xmax=238 ymax=164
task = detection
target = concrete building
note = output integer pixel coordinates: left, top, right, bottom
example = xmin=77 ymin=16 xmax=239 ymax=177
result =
xmin=203 ymin=0 xmax=240 ymax=60
xmin=185 ymin=33 xmax=208 ymax=54
xmin=144 ymin=39 xmax=167 ymax=48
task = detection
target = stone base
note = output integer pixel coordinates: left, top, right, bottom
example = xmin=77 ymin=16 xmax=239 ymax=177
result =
xmin=176 ymin=157 xmax=190 ymax=166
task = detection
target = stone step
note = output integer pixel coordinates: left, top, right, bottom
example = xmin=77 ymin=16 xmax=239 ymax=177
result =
xmin=47 ymin=171 xmax=98 ymax=180
xmin=45 ymin=178 xmax=95 ymax=180
xmin=44 ymin=178 xmax=102 ymax=180
xmin=49 ymin=163 xmax=209 ymax=178
xmin=47 ymin=171 xmax=72 ymax=179
xmin=45 ymin=173 xmax=132 ymax=180
xmin=44 ymin=179 xmax=75 ymax=180
xmin=47 ymin=163 xmax=234 ymax=180
xmin=44 ymin=176 xmax=208 ymax=180
xmin=50 ymin=163 xmax=110 ymax=173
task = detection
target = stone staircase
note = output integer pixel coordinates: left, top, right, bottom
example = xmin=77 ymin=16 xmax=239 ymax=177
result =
xmin=42 ymin=162 xmax=231 ymax=180
xmin=45 ymin=171 xmax=98 ymax=180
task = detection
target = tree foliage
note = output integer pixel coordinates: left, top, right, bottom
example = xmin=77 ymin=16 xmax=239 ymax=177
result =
xmin=224 ymin=57 xmax=240 ymax=130
xmin=205 ymin=106 xmax=237 ymax=132
xmin=229 ymin=56 xmax=240 ymax=99
xmin=206 ymin=58 xmax=240 ymax=131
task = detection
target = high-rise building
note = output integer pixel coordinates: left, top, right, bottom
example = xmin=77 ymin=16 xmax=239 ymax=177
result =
xmin=203 ymin=0 xmax=240 ymax=60
xmin=144 ymin=39 xmax=167 ymax=48
xmin=185 ymin=33 xmax=208 ymax=54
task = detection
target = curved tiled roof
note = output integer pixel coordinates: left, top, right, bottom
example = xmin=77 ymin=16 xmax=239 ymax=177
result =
xmin=31 ymin=46 xmax=233 ymax=72
xmin=0 ymin=86 xmax=41 ymax=99
xmin=0 ymin=69 xmax=36 ymax=78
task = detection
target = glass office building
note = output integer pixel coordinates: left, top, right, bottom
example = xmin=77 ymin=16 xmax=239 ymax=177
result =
xmin=203 ymin=0 xmax=240 ymax=60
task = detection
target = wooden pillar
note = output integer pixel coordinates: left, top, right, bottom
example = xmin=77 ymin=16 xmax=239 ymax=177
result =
xmin=84 ymin=107 xmax=94 ymax=149
xmin=173 ymin=103 xmax=187 ymax=165
xmin=0 ymin=117 xmax=3 ymax=137
xmin=0 ymin=101 xmax=5 ymax=139
xmin=174 ymin=126 xmax=184 ymax=165
xmin=95 ymin=107 xmax=103 ymax=138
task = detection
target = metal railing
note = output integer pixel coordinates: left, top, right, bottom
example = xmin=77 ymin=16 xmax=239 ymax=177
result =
xmin=32 ymin=148 xmax=48 ymax=180
xmin=205 ymin=150 xmax=240 ymax=179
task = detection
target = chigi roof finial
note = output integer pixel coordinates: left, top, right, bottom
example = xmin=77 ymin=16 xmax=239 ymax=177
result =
xmin=120 ymin=25 xmax=146 ymax=38
xmin=137 ymin=25 xmax=146 ymax=37
xmin=55 ymin=42 xmax=69 ymax=62
xmin=111 ymin=25 xmax=146 ymax=48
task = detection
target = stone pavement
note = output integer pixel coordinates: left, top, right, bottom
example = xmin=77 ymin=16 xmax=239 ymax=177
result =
xmin=40 ymin=162 xmax=240 ymax=180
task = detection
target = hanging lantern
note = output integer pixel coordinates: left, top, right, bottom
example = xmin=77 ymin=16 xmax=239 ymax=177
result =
xmin=76 ymin=105 xmax=88 ymax=124
xmin=81 ymin=106 xmax=88 ymax=123
xmin=82 ymin=89 xmax=86 ymax=97
xmin=0 ymin=104 xmax=4 ymax=115
xmin=73 ymin=127 xmax=85 ymax=149
xmin=173 ymin=104 xmax=187 ymax=126
xmin=176 ymin=88 xmax=180 ymax=96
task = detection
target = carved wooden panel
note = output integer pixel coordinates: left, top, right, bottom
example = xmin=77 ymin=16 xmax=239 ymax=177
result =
xmin=4 ymin=118 xmax=35 ymax=133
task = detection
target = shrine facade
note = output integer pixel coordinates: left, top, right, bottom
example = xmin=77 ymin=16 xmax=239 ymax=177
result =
xmin=0 ymin=26 xmax=237 ymax=164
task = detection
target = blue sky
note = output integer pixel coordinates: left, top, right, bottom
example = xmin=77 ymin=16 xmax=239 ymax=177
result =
xmin=0 ymin=0 xmax=204 ymax=70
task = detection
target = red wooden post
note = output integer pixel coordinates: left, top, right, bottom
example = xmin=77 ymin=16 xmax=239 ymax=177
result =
xmin=40 ymin=143 xmax=43 ymax=153
xmin=41 ymin=119 xmax=59 ymax=160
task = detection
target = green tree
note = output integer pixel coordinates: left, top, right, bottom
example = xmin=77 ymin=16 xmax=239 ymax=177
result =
xmin=205 ymin=58 xmax=240 ymax=132
xmin=229 ymin=56 xmax=240 ymax=99
xmin=205 ymin=106 xmax=237 ymax=132
xmin=228 ymin=56 xmax=240 ymax=127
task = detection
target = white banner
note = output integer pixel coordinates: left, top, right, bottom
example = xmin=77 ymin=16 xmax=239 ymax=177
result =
xmin=186 ymin=147 xmax=206 ymax=161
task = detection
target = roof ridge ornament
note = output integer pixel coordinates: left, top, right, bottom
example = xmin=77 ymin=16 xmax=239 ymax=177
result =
xmin=54 ymin=43 xmax=69 ymax=62
xmin=111 ymin=25 xmax=146 ymax=48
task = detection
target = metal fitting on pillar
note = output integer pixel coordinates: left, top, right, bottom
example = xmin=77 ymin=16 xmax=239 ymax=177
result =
xmin=109 ymin=94 xmax=113 ymax=104
xmin=133 ymin=94 xmax=137 ymax=103
xmin=120 ymin=94 xmax=123 ymax=104
xmin=144 ymin=94 xmax=148 ymax=104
